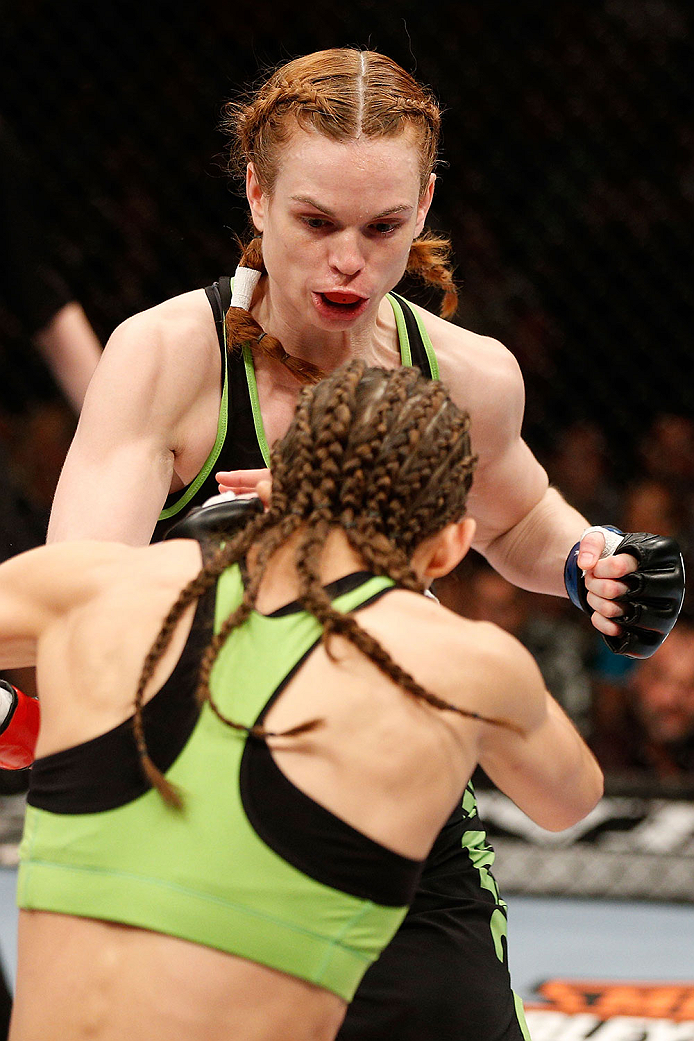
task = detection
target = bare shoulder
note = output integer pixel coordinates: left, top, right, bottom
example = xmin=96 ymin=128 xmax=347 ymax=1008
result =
xmin=103 ymin=288 xmax=216 ymax=384
xmin=1 ymin=539 xmax=202 ymax=612
xmin=360 ymin=589 xmax=545 ymax=733
xmin=412 ymin=304 xmax=525 ymax=458
xmin=79 ymin=287 xmax=220 ymax=450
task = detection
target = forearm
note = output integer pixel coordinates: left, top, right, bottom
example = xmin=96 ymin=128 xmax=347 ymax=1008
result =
xmin=34 ymin=302 xmax=102 ymax=413
xmin=528 ymin=697 xmax=604 ymax=831
xmin=481 ymin=486 xmax=589 ymax=597
xmin=483 ymin=695 xmax=604 ymax=832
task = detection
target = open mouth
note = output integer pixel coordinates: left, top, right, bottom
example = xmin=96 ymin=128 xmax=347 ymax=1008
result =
xmin=316 ymin=291 xmax=368 ymax=318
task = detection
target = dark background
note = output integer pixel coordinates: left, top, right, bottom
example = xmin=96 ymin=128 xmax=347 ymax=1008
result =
xmin=1 ymin=0 xmax=693 ymax=876
xmin=1 ymin=0 xmax=692 ymax=476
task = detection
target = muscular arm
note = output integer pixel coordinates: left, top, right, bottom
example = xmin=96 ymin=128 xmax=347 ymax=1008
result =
xmin=47 ymin=292 xmax=219 ymax=546
xmin=474 ymin=628 xmax=604 ymax=830
xmin=429 ymin=315 xmax=590 ymax=596
xmin=0 ymin=542 xmax=123 ymax=669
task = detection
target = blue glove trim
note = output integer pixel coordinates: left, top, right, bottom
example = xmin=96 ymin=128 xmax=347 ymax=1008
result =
xmin=563 ymin=541 xmax=584 ymax=612
xmin=563 ymin=525 xmax=624 ymax=615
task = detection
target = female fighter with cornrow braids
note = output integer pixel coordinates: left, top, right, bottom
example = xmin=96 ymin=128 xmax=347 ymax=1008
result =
xmin=37 ymin=47 xmax=682 ymax=1041
xmin=0 ymin=363 xmax=602 ymax=1041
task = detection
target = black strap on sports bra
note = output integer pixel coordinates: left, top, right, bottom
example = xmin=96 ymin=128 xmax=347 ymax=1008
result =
xmin=28 ymin=584 xmax=217 ymax=814
xmin=204 ymin=277 xmax=230 ymax=386
xmin=389 ymin=291 xmax=435 ymax=379
xmin=152 ymin=284 xmax=436 ymax=542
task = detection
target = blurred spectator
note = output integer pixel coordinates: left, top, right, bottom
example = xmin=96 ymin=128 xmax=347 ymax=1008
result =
xmin=591 ymin=617 xmax=694 ymax=779
xmin=620 ymin=475 xmax=692 ymax=568
xmin=635 ymin=414 xmax=694 ymax=556
xmin=621 ymin=477 xmax=685 ymax=537
xmin=546 ymin=419 xmax=621 ymax=523
xmin=436 ymin=558 xmax=595 ymax=735
xmin=638 ymin=414 xmax=694 ymax=489
xmin=0 ymin=118 xmax=102 ymax=417
xmin=0 ymin=117 xmax=102 ymax=564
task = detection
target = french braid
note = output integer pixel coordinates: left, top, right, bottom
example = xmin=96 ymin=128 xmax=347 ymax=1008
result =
xmin=223 ymin=48 xmax=458 ymax=322
xmin=224 ymin=237 xmax=325 ymax=386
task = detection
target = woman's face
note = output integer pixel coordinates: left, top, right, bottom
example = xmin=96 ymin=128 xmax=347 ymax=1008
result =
xmin=246 ymin=127 xmax=434 ymax=333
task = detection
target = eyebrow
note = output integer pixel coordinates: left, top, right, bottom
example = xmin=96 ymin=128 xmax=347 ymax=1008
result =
xmin=290 ymin=195 xmax=413 ymax=220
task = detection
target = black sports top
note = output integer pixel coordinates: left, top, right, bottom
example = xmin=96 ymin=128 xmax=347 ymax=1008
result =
xmin=152 ymin=279 xmax=438 ymax=542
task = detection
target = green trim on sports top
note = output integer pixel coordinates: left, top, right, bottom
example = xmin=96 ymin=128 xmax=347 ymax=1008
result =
xmin=157 ymin=316 xmax=231 ymax=521
xmin=242 ymin=341 xmax=271 ymax=467
xmin=155 ymin=290 xmax=439 ymax=524
xmin=387 ymin=293 xmax=440 ymax=379
xmin=18 ymin=567 xmax=407 ymax=1001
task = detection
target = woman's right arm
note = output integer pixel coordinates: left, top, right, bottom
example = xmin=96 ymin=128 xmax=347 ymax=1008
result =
xmin=47 ymin=297 xmax=215 ymax=546
xmin=475 ymin=629 xmax=604 ymax=832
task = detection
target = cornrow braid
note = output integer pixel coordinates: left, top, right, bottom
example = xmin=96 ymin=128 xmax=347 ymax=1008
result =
xmin=290 ymin=579 xmax=515 ymax=730
xmin=132 ymin=505 xmax=282 ymax=805
xmin=135 ymin=360 xmax=508 ymax=807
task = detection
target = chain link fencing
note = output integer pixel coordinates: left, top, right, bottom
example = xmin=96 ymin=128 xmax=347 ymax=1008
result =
xmin=1 ymin=0 xmax=693 ymax=897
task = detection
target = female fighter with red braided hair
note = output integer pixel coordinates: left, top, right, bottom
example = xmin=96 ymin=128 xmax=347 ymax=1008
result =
xmin=7 ymin=48 xmax=682 ymax=1041
xmin=0 ymin=363 xmax=602 ymax=1041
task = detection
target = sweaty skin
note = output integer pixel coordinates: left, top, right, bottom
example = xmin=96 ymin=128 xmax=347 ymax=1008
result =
xmin=47 ymin=129 xmax=635 ymax=630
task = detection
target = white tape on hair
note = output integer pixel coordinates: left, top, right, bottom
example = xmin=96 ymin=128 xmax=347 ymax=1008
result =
xmin=230 ymin=265 xmax=262 ymax=311
xmin=581 ymin=525 xmax=624 ymax=558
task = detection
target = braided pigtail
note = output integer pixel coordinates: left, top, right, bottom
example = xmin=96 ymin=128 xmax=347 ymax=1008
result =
xmin=406 ymin=232 xmax=459 ymax=320
xmin=136 ymin=358 xmax=506 ymax=808
xmin=224 ymin=236 xmax=325 ymax=386
xmin=295 ymin=565 xmax=514 ymax=728
xmin=132 ymin=565 xmax=217 ymax=809
xmin=132 ymin=506 xmax=274 ymax=806
xmin=270 ymin=361 xmax=512 ymax=730
xmin=194 ymin=510 xmax=323 ymax=741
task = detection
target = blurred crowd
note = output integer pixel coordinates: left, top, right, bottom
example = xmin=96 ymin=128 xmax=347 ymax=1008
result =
xmin=436 ymin=410 xmax=694 ymax=784
xmin=2 ymin=0 xmax=694 ymax=788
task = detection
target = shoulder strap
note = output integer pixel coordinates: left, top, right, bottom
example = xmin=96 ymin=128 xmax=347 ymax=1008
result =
xmin=388 ymin=292 xmax=440 ymax=380
xmin=205 ymin=276 xmax=232 ymax=359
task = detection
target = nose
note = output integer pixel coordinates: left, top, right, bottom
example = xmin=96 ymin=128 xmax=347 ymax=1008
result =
xmin=328 ymin=230 xmax=365 ymax=278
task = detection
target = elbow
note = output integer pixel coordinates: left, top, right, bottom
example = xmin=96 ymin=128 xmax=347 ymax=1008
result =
xmin=537 ymin=765 xmax=604 ymax=833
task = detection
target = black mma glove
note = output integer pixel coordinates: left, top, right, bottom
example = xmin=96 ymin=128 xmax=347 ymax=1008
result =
xmin=163 ymin=493 xmax=264 ymax=543
xmin=564 ymin=526 xmax=685 ymax=659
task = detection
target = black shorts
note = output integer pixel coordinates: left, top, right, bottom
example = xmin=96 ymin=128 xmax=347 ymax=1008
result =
xmin=337 ymin=790 xmax=528 ymax=1041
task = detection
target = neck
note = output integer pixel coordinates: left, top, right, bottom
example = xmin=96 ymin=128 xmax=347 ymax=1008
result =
xmin=250 ymin=527 xmax=369 ymax=615
xmin=252 ymin=279 xmax=400 ymax=373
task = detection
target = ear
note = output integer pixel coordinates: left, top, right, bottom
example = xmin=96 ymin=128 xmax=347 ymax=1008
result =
xmin=246 ymin=163 xmax=265 ymax=233
xmin=412 ymin=517 xmax=476 ymax=581
xmin=414 ymin=174 xmax=435 ymax=238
